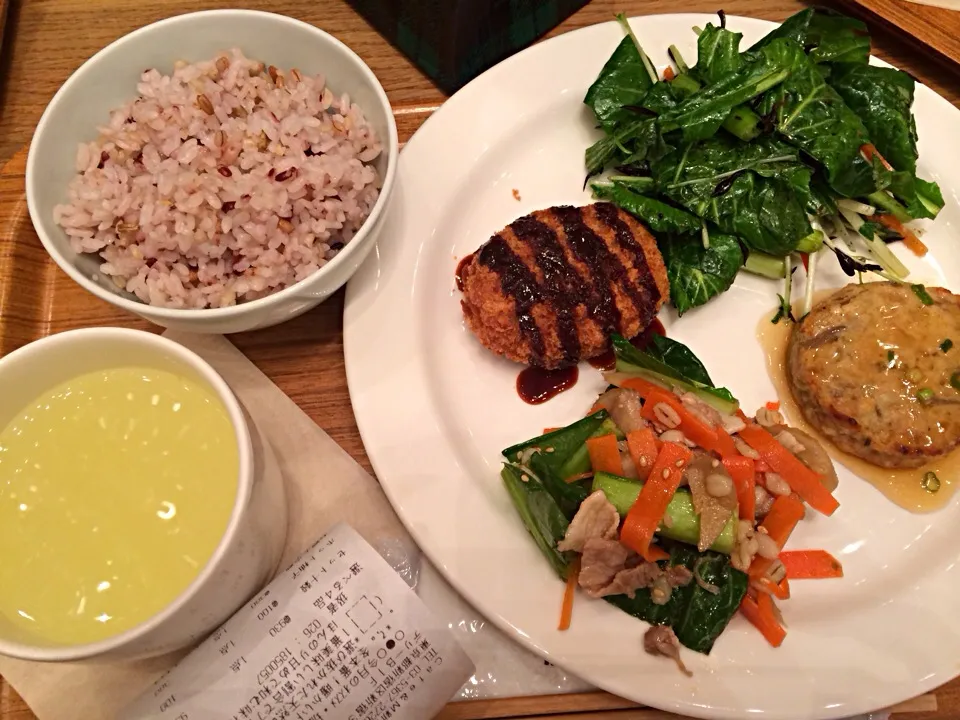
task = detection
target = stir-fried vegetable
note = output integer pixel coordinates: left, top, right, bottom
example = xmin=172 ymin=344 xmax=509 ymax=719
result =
xmin=740 ymin=593 xmax=786 ymax=647
xmin=607 ymin=334 xmax=739 ymax=414
xmin=626 ymin=428 xmax=659 ymax=480
xmin=738 ymin=425 xmax=839 ymax=516
xmin=501 ymin=464 xmax=573 ymax=580
xmin=500 ymin=335 xmax=841 ymax=661
xmin=723 ymin=456 xmax=756 ymax=520
xmin=780 ymin=549 xmax=844 ymax=579
xmin=748 ymin=495 xmax=806 ymax=580
xmin=593 ymin=472 xmax=737 ymax=553
xmin=586 ymin=434 xmax=624 ymax=475
xmin=609 ymin=542 xmax=748 ymax=653
xmin=558 ymin=558 xmax=581 ymax=630
xmin=640 ymin=388 xmax=719 ymax=449
xmin=621 ymin=442 xmax=693 ymax=561
xmin=713 ymin=426 xmax=739 ymax=459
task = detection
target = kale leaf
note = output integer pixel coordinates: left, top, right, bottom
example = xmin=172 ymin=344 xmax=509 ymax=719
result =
xmin=762 ymin=50 xmax=888 ymax=197
xmin=829 ymin=63 xmax=917 ymax=172
xmin=606 ymin=542 xmax=748 ymax=654
xmin=650 ymin=135 xmax=813 ymax=255
xmin=694 ymin=23 xmax=744 ymax=85
xmin=584 ymin=36 xmax=655 ymax=130
xmin=591 ymin=182 xmax=702 ymax=235
xmin=660 ymin=231 xmax=743 ymax=315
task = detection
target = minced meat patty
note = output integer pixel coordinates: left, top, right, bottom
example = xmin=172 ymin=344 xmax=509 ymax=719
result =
xmin=787 ymin=281 xmax=960 ymax=468
xmin=458 ymin=203 xmax=669 ymax=369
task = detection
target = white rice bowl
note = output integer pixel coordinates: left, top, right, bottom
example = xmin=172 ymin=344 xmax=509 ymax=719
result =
xmin=53 ymin=50 xmax=382 ymax=309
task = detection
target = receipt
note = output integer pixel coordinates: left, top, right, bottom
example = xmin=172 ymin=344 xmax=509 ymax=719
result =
xmin=119 ymin=524 xmax=475 ymax=720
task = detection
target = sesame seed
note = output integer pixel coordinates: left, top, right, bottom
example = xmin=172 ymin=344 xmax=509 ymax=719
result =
xmin=675 ymin=459 xmax=683 ymax=468
xmin=661 ymin=468 xmax=670 ymax=479
xmin=639 ymin=458 xmax=648 ymax=467
xmin=711 ymin=459 xmax=720 ymax=468
xmin=521 ymin=474 xmax=530 ymax=483
xmin=546 ymin=447 xmax=555 ymax=453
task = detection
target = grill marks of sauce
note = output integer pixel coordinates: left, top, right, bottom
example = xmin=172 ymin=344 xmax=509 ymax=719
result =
xmin=476 ymin=236 xmax=546 ymax=364
xmin=594 ymin=202 xmax=660 ymax=329
xmin=474 ymin=203 xmax=659 ymax=368
xmin=553 ymin=205 xmax=627 ymax=333
xmin=510 ymin=215 xmax=582 ymax=366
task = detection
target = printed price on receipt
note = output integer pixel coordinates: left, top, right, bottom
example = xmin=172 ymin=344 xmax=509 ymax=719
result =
xmin=120 ymin=524 xmax=475 ymax=720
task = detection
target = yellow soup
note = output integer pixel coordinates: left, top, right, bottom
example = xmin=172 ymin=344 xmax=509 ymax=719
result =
xmin=0 ymin=366 xmax=238 ymax=645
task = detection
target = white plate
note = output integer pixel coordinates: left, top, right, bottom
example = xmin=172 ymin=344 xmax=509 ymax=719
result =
xmin=344 ymin=14 xmax=960 ymax=719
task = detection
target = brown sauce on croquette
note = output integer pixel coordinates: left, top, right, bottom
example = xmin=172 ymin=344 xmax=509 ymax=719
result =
xmin=461 ymin=203 xmax=669 ymax=369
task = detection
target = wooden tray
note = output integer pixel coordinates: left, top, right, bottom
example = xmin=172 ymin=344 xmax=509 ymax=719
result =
xmin=1 ymin=0 xmax=960 ymax=717
xmin=837 ymin=0 xmax=960 ymax=71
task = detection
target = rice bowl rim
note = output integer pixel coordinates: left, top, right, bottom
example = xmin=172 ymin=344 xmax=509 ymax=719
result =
xmin=25 ymin=9 xmax=399 ymax=318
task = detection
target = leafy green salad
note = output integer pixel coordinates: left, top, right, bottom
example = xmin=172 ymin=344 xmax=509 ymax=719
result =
xmin=585 ymin=9 xmax=944 ymax=318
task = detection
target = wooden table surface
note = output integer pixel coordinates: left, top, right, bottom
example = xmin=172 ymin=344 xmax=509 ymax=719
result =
xmin=0 ymin=0 xmax=959 ymax=718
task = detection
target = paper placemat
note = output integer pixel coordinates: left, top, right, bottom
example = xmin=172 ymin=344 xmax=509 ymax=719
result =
xmin=0 ymin=332 xmax=588 ymax=720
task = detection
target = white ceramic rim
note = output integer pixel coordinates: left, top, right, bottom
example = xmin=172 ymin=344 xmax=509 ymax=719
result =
xmin=0 ymin=328 xmax=253 ymax=661
xmin=24 ymin=8 xmax=399 ymax=319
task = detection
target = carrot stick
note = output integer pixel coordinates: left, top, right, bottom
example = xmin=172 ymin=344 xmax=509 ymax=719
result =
xmin=740 ymin=594 xmax=786 ymax=647
xmin=586 ymin=434 xmax=623 ymax=475
xmin=755 ymin=575 xmax=790 ymax=599
xmin=620 ymin=442 xmax=692 ymax=561
xmin=626 ymin=428 xmax=659 ymax=481
xmin=758 ymin=494 xmax=806 ymax=546
xmin=780 ymin=549 xmax=844 ymax=579
xmin=713 ymin=426 xmax=739 ymax=459
xmin=639 ymin=388 xmax=719 ymax=450
xmin=877 ymin=213 xmax=928 ymax=257
xmin=737 ymin=424 xmax=839 ymax=516
xmin=663 ymin=66 xmax=676 ymax=81
xmin=860 ymin=143 xmax=894 ymax=171
xmin=645 ymin=545 xmax=670 ymax=562
xmin=723 ymin=456 xmax=756 ymax=521
xmin=558 ymin=557 xmax=581 ymax=631
xmin=748 ymin=494 xmax=806 ymax=580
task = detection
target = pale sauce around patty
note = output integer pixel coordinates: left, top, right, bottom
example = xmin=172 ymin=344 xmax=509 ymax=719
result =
xmin=757 ymin=296 xmax=958 ymax=513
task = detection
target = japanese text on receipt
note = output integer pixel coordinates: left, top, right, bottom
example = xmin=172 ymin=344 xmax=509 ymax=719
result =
xmin=119 ymin=524 xmax=475 ymax=720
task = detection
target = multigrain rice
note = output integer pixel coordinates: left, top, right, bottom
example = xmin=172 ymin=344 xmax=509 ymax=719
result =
xmin=53 ymin=50 xmax=382 ymax=309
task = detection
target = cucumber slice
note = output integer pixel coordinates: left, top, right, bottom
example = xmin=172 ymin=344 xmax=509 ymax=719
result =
xmin=592 ymin=472 xmax=736 ymax=554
